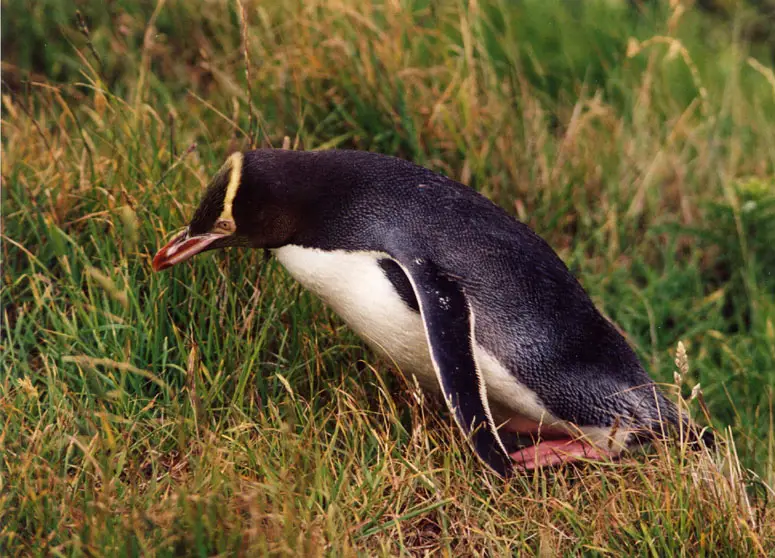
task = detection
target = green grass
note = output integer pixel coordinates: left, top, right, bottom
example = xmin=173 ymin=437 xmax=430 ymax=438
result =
xmin=3 ymin=0 xmax=775 ymax=554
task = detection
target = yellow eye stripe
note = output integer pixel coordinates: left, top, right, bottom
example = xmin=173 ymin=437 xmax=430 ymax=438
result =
xmin=216 ymin=151 xmax=244 ymax=226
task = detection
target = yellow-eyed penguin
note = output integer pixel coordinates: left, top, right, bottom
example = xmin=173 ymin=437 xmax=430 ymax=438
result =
xmin=153 ymin=149 xmax=714 ymax=477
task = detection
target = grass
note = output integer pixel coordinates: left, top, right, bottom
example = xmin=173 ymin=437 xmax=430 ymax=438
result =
xmin=2 ymin=0 xmax=775 ymax=554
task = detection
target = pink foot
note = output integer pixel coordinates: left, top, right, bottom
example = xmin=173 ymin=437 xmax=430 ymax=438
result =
xmin=510 ymin=438 xmax=614 ymax=470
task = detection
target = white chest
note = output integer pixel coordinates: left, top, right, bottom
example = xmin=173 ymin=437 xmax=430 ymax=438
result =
xmin=271 ymin=245 xmax=553 ymax=422
xmin=273 ymin=245 xmax=435 ymax=386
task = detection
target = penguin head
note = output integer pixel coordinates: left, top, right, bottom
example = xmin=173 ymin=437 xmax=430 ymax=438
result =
xmin=152 ymin=151 xmax=300 ymax=271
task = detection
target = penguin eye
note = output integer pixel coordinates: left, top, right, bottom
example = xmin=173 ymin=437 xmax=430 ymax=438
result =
xmin=214 ymin=219 xmax=236 ymax=234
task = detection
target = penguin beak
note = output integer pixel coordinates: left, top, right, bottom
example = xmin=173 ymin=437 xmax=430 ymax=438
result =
xmin=152 ymin=228 xmax=227 ymax=271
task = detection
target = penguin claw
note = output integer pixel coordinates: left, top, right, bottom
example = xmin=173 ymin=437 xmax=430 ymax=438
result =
xmin=509 ymin=438 xmax=614 ymax=470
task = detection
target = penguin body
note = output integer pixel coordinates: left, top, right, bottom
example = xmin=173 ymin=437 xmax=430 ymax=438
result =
xmin=273 ymin=245 xmax=556 ymax=422
xmin=153 ymin=148 xmax=712 ymax=477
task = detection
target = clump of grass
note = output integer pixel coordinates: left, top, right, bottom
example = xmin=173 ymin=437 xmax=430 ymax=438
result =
xmin=0 ymin=340 xmax=771 ymax=554
xmin=2 ymin=0 xmax=775 ymax=554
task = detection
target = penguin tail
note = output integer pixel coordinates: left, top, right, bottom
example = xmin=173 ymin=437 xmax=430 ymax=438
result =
xmin=631 ymin=387 xmax=716 ymax=452
xmin=673 ymin=414 xmax=716 ymax=451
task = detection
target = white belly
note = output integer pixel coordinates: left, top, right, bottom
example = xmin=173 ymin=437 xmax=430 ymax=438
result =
xmin=272 ymin=245 xmax=556 ymax=422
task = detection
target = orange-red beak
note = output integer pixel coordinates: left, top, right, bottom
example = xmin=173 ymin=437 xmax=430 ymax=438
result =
xmin=152 ymin=229 xmax=226 ymax=271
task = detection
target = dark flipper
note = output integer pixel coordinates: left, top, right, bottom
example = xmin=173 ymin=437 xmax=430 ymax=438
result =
xmin=391 ymin=254 xmax=514 ymax=477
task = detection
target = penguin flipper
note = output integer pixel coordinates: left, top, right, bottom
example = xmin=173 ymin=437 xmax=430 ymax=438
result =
xmin=391 ymin=255 xmax=513 ymax=477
